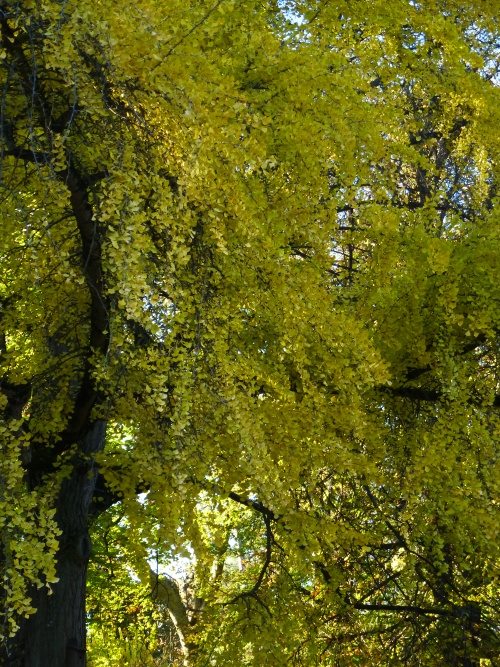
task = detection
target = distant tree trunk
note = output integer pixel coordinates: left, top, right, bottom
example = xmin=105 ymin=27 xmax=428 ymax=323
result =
xmin=149 ymin=570 xmax=200 ymax=667
xmin=22 ymin=420 xmax=107 ymax=667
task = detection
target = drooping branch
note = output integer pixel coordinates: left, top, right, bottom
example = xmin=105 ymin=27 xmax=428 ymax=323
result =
xmin=228 ymin=492 xmax=275 ymax=611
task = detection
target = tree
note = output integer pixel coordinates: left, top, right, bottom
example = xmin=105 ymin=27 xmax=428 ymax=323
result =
xmin=1 ymin=0 xmax=500 ymax=665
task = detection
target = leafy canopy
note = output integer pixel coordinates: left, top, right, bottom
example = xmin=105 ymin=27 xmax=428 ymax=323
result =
xmin=1 ymin=0 xmax=500 ymax=664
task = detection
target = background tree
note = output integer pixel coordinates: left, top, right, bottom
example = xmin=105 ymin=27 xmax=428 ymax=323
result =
xmin=1 ymin=0 xmax=500 ymax=665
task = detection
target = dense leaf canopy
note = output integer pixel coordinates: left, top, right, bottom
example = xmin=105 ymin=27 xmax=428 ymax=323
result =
xmin=1 ymin=0 xmax=500 ymax=665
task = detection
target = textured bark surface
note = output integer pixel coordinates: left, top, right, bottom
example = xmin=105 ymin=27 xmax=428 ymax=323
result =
xmin=23 ymin=421 xmax=106 ymax=667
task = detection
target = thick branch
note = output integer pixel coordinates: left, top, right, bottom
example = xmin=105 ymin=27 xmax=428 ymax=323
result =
xmin=58 ymin=171 xmax=109 ymax=446
xmin=228 ymin=491 xmax=276 ymax=521
xmin=385 ymin=385 xmax=500 ymax=407
xmin=27 ymin=171 xmax=110 ymax=475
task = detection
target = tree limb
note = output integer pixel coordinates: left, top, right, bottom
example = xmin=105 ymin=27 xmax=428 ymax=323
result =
xmin=228 ymin=491 xmax=275 ymax=612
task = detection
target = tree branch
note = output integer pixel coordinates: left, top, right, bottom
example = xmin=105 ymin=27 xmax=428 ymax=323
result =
xmin=228 ymin=491 xmax=275 ymax=612
xmin=60 ymin=171 xmax=109 ymax=441
xmin=228 ymin=491 xmax=276 ymax=521
xmin=352 ymin=602 xmax=457 ymax=616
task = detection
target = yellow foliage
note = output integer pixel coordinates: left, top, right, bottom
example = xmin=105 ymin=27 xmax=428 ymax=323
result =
xmin=1 ymin=0 xmax=500 ymax=664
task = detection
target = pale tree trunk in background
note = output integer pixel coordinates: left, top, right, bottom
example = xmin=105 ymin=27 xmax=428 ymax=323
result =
xmin=149 ymin=570 xmax=202 ymax=667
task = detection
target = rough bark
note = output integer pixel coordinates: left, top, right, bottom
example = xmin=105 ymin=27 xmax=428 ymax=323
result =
xmin=22 ymin=420 xmax=107 ymax=667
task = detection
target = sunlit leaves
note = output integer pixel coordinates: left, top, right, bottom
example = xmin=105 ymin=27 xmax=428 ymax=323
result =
xmin=1 ymin=0 xmax=500 ymax=664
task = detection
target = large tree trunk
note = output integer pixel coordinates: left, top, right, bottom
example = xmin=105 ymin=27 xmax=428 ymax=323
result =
xmin=22 ymin=420 xmax=107 ymax=667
